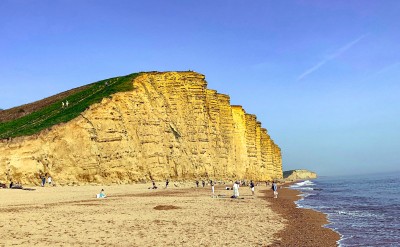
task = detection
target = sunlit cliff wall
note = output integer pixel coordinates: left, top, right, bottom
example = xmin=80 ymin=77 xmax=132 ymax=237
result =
xmin=0 ymin=72 xmax=282 ymax=185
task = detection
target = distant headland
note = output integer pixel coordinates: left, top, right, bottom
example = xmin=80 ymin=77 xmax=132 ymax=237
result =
xmin=283 ymin=169 xmax=317 ymax=181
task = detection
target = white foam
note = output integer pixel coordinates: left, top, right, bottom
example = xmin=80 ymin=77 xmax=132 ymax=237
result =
xmin=290 ymin=180 xmax=315 ymax=188
xmin=337 ymin=233 xmax=349 ymax=247
xmin=335 ymin=210 xmax=383 ymax=219
xmin=297 ymin=195 xmax=305 ymax=200
xmin=299 ymin=187 xmax=314 ymax=191
xmin=302 ymin=192 xmax=316 ymax=197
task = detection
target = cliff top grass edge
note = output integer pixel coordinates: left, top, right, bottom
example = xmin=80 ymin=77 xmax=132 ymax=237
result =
xmin=0 ymin=73 xmax=140 ymax=139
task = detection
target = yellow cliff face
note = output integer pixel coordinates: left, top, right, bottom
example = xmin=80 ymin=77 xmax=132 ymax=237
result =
xmin=0 ymin=72 xmax=283 ymax=185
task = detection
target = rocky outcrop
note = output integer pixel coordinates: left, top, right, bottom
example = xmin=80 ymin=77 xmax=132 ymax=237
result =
xmin=0 ymin=72 xmax=282 ymax=185
xmin=283 ymin=169 xmax=317 ymax=181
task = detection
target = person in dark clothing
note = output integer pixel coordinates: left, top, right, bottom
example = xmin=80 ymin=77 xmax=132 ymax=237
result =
xmin=152 ymin=180 xmax=157 ymax=189
xmin=202 ymin=180 xmax=205 ymax=187
xmin=272 ymin=181 xmax=278 ymax=198
xmin=196 ymin=180 xmax=199 ymax=187
xmin=250 ymin=180 xmax=255 ymax=196
xmin=165 ymin=179 xmax=169 ymax=188
xmin=210 ymin=180 xmax=215 ymax=198
xmin=41 ymin=176 xmax=46 ymax=187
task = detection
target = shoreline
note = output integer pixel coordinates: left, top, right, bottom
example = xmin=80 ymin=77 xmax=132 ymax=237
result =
xmin=265 ymin=184 xmax=340 ymax=247
xmin=1 ymin=182 xmax=341 ymax=246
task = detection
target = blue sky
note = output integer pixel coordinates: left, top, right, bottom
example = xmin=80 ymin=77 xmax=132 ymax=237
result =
xmin=1 ymin=0 xmax=399 ymax=176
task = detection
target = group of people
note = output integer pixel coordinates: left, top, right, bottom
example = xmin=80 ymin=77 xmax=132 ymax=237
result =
xmin=149 ymin=179 xmax=170 ymax=189
xmin=95 ymin=179 xmax=278 ymax=200
xmin=228 ymin=180 xmax=278 ymax=199
xmin=61 ymin=100 xmax=69 ymax=108
xmin=40 ymin=174 xmax=52 ymax=187
xmin=194 ymin=179 xmax=279 ymax=199
xmin=149 ymin=179 xmax=169 ymax=190
xmin=229 ymin=180 xmax=254 ymax=198
xmin=2 ymin=181 xmax=23 ymax=189
xmin=195 ymin=180 xmax=207 ymax=187
xmin=137 ymin=178 xmax=280 ymax=199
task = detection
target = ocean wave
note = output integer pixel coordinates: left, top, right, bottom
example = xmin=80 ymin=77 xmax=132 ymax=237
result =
xmin=302 ymin=192 xmax=316 ymax=197
xmin=290 ymin=180 xmax=315 ymax=188
xmin=293 ymin=175 xmax=400 ymax=246
xmin=298 ymin=187 xmax=314 ymax=190
xmin=336 ymin=210 xmax=383 ymax=219
xmin=294 ymin=202 xmax=304 ymax=208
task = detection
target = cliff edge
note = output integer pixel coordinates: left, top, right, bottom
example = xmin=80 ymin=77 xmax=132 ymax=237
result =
xmin=0 ymin=72 xmax=283 ymax=185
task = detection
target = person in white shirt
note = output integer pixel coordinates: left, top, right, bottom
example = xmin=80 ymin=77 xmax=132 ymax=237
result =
xmin=233 ymin=181 xmax=240 ymax=198
xmin=211 ymin=180 xmax=215 ymax=198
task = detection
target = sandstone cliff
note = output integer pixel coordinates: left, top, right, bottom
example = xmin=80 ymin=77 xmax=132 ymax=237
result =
xmin=283 ymin=169 xmax=317 ymax=181
xmin=0 ymin=72 xmax=283 ymax=185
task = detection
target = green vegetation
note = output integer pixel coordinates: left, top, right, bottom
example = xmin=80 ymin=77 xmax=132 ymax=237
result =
xmin=0 ymin=73 xmax=139 ymax=139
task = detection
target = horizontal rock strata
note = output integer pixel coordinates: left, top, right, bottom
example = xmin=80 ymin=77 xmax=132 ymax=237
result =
xmin=0 ymin=72 xmax=282 ymax=185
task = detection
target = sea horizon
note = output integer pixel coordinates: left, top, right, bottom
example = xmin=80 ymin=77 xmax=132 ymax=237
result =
xmin=316 ymin=169 xmax=400 ymax=179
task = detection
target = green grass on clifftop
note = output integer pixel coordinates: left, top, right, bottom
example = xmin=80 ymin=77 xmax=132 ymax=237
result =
xmin=0 ymin=73 xmax=139 ymax=139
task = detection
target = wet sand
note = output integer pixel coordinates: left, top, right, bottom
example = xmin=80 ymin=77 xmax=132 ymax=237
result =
xmin=265 ymin=185 xmax=340 ymax=247
xmin=0 ymin=183 xmax=284 ymax=246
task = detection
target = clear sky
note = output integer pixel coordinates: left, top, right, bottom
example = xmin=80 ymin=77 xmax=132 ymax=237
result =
xmin=1 ymin=0 xmax=399 ymax=176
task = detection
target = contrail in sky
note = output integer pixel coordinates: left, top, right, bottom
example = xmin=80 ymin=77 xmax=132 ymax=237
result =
xmin=376 ymin=62 xmax=400 ymax=75
xmin=297 ymin=34 xmax=368 ymax=81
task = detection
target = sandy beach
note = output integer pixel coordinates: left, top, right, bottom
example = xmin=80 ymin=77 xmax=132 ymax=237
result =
xmin=1 ymin=183 xmax=285 ymax=247
xmin=0 ymin=182 xmax=339 ymax=246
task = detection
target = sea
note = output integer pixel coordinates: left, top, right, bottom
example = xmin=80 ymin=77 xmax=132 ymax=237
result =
xmin=290 ymin=171 xmax=400 ymax=247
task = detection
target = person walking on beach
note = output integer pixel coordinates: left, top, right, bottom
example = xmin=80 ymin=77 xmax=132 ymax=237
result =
xmin=41 ymin=175 xmax=46 ymax=187
xmin=196 ymin=180 xmax=199 ymax=187
xmin=210 ymin=180 xmax=215 ymax=198
xmin=165 ymin=179 xmax=169 ymax=188
xmin=272 ymin=181 xmax=278 ymax=198
xmin=250 ymin=180 xmax=255 ymax=196
xmin=47 ymin=175 xmax=52 ymax=186
xmin=202 ymin=180 xmax=205 ymax=187
xmin=151 ymin=180 xmax=157 ymax=189
xmin=232 ymin=181 xmax=240 ymax=198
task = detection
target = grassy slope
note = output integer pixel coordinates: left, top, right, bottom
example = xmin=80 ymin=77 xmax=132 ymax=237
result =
xmin=0 ymin=84 xmax=93 ymax=123
xmin=0 ymin=73 xmax=139 ymax=139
